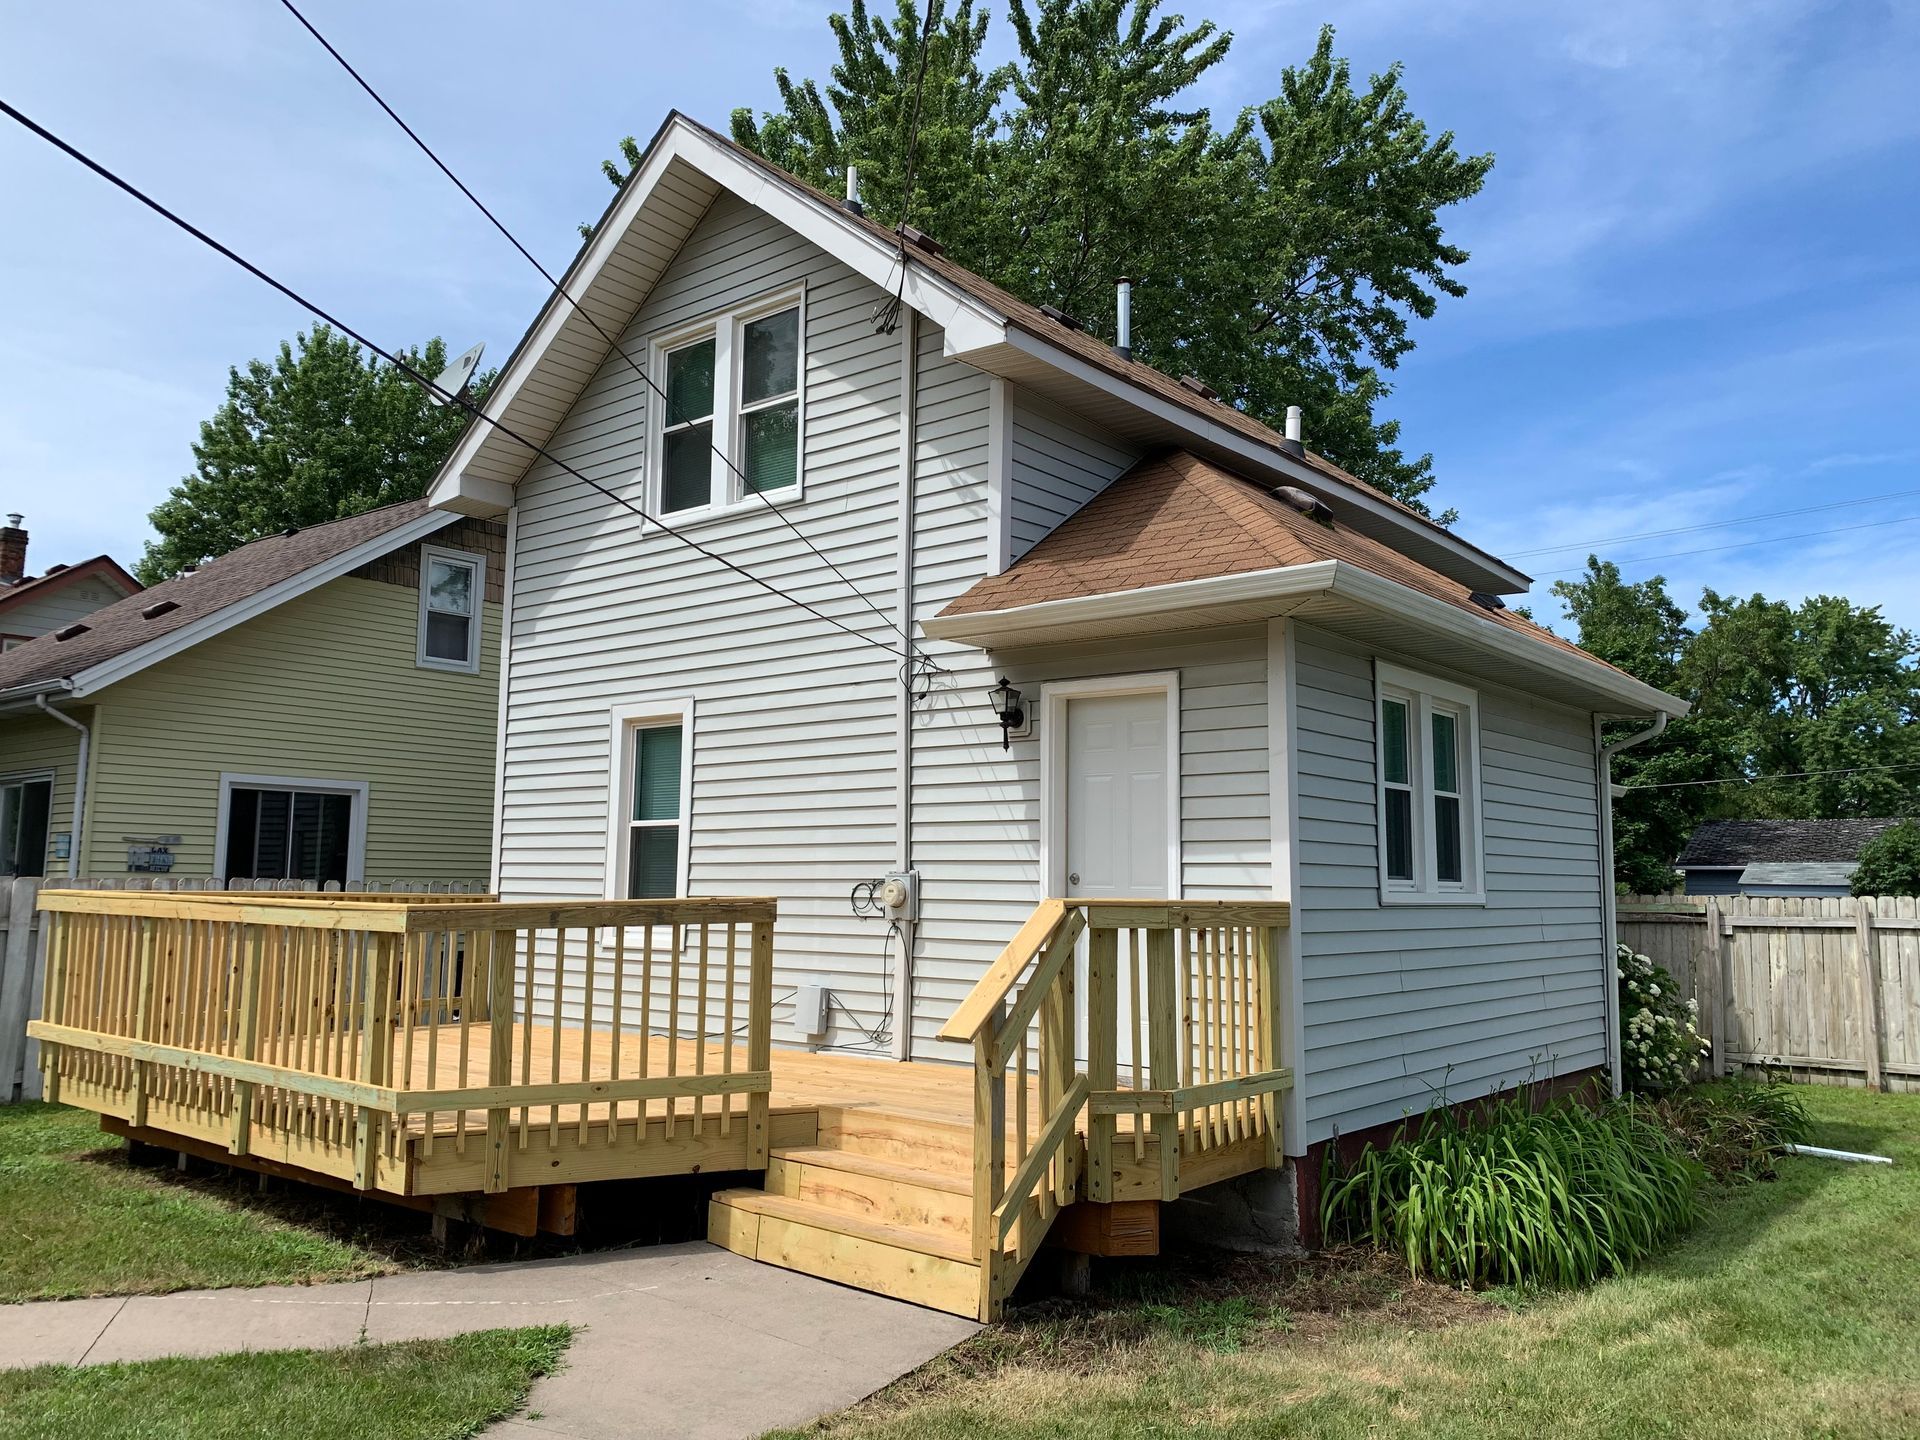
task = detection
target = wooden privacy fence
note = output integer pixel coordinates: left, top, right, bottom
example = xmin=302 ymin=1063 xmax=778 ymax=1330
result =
xmin=938 ymin=898 xmax=1292 ymax=1318
xmin=1618 ymin=894 xmax=1920 ymax=1091
xmin=26 ymin=891 xmax=777 ymax=1193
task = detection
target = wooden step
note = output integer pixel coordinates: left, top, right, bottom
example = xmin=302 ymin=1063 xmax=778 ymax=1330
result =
xmin=812 ymin=1105 xmax=976 ymax=1175
xmin=708 ymin=1188 xmax=981 ymax=1318
xmin=767 ymin=1146 xmax=972 ymax=1240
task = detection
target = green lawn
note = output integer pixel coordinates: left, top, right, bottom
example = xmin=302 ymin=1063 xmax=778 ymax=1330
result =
xmin=0 ymin=1103 xmax=401 ymax=1302
xmin=774 ymin=1085 xmax=1920 ymax=1440
xmin=0 ymin=1327 xmax=570 ymax=1440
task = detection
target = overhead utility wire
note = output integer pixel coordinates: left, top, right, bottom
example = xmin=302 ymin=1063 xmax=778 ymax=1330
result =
xmin=871 ymin=0 xmax=940 ymax=337
xmin=274 ymin=0 xmax=912 ymax=664
xmin=1507 ymin=485 xmax=1920 ymax=560
xmin=0 ymin=98 xmax=914 ymax=663
xmin=1535 ymin=512 xmax=1920 ymax=578
xmin=1623 ymin=759 xmax=1920 ymax=791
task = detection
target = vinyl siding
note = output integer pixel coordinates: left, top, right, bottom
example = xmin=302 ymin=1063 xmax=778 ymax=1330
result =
xmin=1290 ymin=625 xmax=1608 ymax=1142
xmin=1006 ymin=389 xmax=1138 ymax=559
xmin=0 ymin=708 xmax=86 ymax=875
xmin=1 ymin=574 xmax=131 ymax=640
xmin=77 ymin=575 xmax=499 ymax=879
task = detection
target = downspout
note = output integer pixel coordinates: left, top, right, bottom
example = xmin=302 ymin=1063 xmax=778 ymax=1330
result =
xmin=891 ymin=309 xmax=919 ymax=1060
xmin=1595 ymin=709 xmax=1669 ymax=1096
xmin=34 ymin=692 xmax=89 ymax=880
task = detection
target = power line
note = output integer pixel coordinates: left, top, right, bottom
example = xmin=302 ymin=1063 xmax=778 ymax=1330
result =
xmin=0 ymin=97 xmax=914 ymax=663
xmin=1536 ymin=512 xmax=1920 ymax=579
xmin=274 ymin=0 xmax=913 ymax=666
xmin=1623 ymin=759 xmax=1920 ymax=791
xmin=1506 ymin=485 xmax=1920 ymax=560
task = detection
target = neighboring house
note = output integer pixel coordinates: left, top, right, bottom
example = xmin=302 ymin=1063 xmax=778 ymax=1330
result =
xmin=427 ymin=113 xmax=1687 ymax=1172
xmin=0 ymin=501 xmax=501 ymax=884
xmin=1674 ymin=818 xmax=1901 ymax=897
xmin=0 ymin=513 xmax=141 ymax=650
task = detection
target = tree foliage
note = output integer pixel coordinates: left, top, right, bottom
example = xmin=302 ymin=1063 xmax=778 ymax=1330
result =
xmin=596 ymin=3 xmax=1491 ymax=512
xmin=1554 ymin=558 xmax=1920 ymax=891
xmin=1851 ymin=821 xmax=1920 ymax=897
xmin=137 ymin=328 xmax=488 ymax=584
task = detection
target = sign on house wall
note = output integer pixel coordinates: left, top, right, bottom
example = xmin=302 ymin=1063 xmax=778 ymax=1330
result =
xmin=123 ymin=835 xmax=181 ymax=873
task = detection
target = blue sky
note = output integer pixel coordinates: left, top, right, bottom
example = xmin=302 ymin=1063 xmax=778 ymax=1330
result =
xmin=4 ymin=1 xmax=1918 ymax=632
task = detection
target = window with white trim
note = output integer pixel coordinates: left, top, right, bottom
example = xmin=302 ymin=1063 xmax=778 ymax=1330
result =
xmin=417 ymin=546 xmax=484 ymax=672
xmin=1375 ymin=662 xmax=1484 ymax=903
xmin=650 ymin=291 xmax=803 ymax=516
xmin=624 ymin=721 xmax=685 ymax=898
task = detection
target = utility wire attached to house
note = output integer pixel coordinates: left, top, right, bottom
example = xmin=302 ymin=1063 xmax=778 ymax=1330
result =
xmin=0 ymin=98 xmax=918 ymax=665
xmin=273 ymin=0 xmax=922 ymax=676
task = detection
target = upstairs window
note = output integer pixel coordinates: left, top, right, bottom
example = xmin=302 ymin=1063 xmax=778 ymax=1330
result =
xmin=417 ymin=546 xmax=484 ymax=673
xmin=1374 ymin=662 xmax=1483 ymax=904
xmin=650 ymin=290 xmax=803 ymax=516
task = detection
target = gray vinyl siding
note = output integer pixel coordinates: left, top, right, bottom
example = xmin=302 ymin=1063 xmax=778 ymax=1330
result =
xmin=1291 ymin=626 xmax=1608 ymax=1142
xmin=501 ymin=190 xmax=920 ymax=1052
xmin=1 ymin=573 xmax=130 ymax=640
xmin=1006 ymin=391 xmax=1137 ymax=559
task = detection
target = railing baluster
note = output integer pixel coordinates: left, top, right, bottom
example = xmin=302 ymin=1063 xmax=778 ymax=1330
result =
xmin=229 ymin=924 xmax=264 ymax=1157
xmin=666 ymin=922 xmax=682 ymax=1138
xmin=609 ymin=921 xmax=626 ymax=1145
xmin=485 ymin=929 xmax=515 ymax=1193
xmin=1147 ymin=924 xmax=1179 ymax=1199
xmin=579 ymin=926 xmax=596 ymax=1144
xmin=720 ymin=921 xmax=736 ymax=1137
xmin=693 ymin=922 xmax=709 ymax=1138
xmin=548 ymin=927 xmax=565 ymax=1147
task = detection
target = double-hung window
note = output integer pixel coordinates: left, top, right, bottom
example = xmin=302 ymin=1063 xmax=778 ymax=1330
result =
xmin=1375 ymin=662 xmax=1483 ymax=903
xmin=609 ymin=701 xmax=693 ymax=900
xmin=417 ymin=546 xmax=484 ymax=673
xmin=651 ymin=290 xmax=803 ymax=516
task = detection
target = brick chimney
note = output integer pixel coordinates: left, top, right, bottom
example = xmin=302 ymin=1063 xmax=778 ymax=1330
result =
xmin=0 ymin=515 xmax=24 ymax=587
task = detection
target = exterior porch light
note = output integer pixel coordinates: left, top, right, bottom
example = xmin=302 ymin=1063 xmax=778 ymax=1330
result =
xmin=986 ymin=677 xmax=1024 ymax=751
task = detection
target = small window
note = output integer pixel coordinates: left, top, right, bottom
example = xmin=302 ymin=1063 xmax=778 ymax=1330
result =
xmin=0 ymin=776 xmax=52 ymax=877
xmin=417 ymin=546 xmax=484 ymax=672
xmin=626 ymin=723 xmax=684 ymax=898
xmin=1374 ymin=663 xmax=1483 ymax=903
xmin=662 ymin=337 xmax=717 ymax=513
xmin=223 ymin=785 xmax=355 ymax=885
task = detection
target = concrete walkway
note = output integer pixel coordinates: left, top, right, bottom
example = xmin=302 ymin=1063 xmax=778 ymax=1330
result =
xmin=0 ymin=1243 xmax=977 ymax=1440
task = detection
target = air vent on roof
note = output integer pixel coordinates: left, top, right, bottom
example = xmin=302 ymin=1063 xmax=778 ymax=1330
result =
xmin=1038 ymin=303 xmax=1082 ymax=332
xmin=141 ymin=598 xmax=181 ymax=620
xmin=53 ymin=622 xmax=89 ymax=641
xmin=1469 ymin=591 xmax=1508 ymax=611
xmin=44 ymin=563 xmax=68 ymax=575
xmin=1273 ymin=486 xmax=1334 ymax=526
xmin=895 ymin=223 xmax=944 ymax=256
xmin=281 ymin=525 xmax=301 ymax=537
xmin=1178 ymin=374 xmax=1217 ymax=401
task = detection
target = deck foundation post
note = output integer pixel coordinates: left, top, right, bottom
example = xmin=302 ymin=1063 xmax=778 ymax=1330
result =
xmin=746 ymin=919 xmax=774 ymax=1169
xmin=228 ymin=924 xmax=265 ymax=1157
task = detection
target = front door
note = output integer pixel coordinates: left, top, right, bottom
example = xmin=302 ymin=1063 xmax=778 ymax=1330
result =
xmin=1062 ymin=689 xmax=1172 ymax=1071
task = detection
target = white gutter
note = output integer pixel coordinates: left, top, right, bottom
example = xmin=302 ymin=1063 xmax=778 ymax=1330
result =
xmin=1594 ymin=708 xmax=1671 ymax=1097
xmin=34 ymin=693 xmax=89 ymax=880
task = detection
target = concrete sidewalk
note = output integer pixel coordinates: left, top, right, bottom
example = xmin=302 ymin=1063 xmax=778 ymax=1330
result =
xmin=0 ymin=1243 xmax=977 ymax=1439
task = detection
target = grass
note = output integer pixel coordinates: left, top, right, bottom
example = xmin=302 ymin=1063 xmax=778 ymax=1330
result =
xmin=0 ymin=1102 xmax=413 ymax=1302
xmin=0 ymin=1326 xmax=570 ymax=1440
xmin=768 ymin=1084 xmax=1920 ymax=1440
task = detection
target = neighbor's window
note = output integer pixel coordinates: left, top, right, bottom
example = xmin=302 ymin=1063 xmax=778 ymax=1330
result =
xmin=651 ymin=292 xmax=803 ymax=514
xmin=626 ymin=722 xmax=684 ymax=898
xmin=417 ymin=546 xmax=484 ymax=672
xmin=223 ymin=785 xmax=355 ymax=886
xmin=0 ymin=775 xmax=52 ymax=877
xmin=1374 ymin=662 xmax=1482 ymax=902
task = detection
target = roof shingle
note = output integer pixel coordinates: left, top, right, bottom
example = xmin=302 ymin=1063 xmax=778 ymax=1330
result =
xmin=1675 ymin=818 xmax=1902 ymax=869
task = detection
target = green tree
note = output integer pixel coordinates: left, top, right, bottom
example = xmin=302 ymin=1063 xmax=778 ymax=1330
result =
xmin=137 ymin=328 xmax=487 ymax=583
xmin=1851 ymin=821 xmax=1920 ymax=896
xmin=597 ymin=6 xmax=1492 ymax=512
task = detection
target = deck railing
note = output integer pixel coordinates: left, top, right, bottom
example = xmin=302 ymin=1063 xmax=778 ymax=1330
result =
xmin=29 ymin=891 xmax=775 ymax=1196
xmin=939 ymin=898 xmax=1292 ymax=1318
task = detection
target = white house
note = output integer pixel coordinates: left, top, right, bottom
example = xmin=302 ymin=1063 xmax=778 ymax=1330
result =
xmin=427 ymin=112 xmax=1688 ymax=1173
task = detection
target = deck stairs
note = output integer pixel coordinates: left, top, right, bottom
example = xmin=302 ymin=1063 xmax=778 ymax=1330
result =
xmin=708 ymin=1104 xmax=1018 ymax=1319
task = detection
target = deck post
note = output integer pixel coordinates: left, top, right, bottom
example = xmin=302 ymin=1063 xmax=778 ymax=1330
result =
xmin=484 ymin=929 xmax=517 ymax=1192
xmin=1085 ymin=923 xmax=1118 ymax=1202
xmin=1256 ymin=924 xmax=1284 ymax=1168
xmin=1146 ymin=926 xmax=1180 ymax=1200
xmin=746 ymin=918 xmax=774 ymax=1170
xmin=228 ymin=924 xmax=265 ymax=1157
xmin=354 ymin=933 xmax=398 ymax=1190
xmin=129 ymin=917 xmax=158 ymax=1131
xmin=972 ymin=1001 xmax=1007 ymax=1320
xmin=40 ymin=912 xmax=70 ymax=1103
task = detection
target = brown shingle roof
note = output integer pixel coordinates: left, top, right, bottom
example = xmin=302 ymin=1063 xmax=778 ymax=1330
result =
xmin=0 ymin=555 xmax=141 ymax=613
xmin=0 ymin=501 xmax=444 ymax=693
xmin=938 ymin=450 xmax=1612 ymax=670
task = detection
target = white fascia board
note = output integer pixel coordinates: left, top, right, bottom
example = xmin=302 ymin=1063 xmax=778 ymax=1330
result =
xmin=983 ymin=326 xmax=1532 ymax=596
xmin=65 ymin=510 xmax=460 ymax=698
xmin=427 ymin=117 xmax=1006 ymax=513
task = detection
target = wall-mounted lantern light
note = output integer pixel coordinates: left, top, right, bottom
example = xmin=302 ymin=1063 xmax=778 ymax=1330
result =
xmin=986 ymin=677 xmax=1025 ymax=751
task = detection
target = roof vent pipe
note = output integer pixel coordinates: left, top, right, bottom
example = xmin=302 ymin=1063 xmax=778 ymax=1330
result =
xmin=844 ymin=164 xmax=864 ymax=216
xmin=1115 ymin=278 xmax=1133 ymax=362
xmin=1280 ymin=405 xmax=1305 ymax=458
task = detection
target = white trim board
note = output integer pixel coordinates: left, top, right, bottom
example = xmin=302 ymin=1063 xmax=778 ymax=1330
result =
xmin=1038 ymin=670 xmax=1182 ymax=900
xmin=212 ymin=772 xmax=371 ymax=886
xmin=1266 ymin=619 xmax=1308 ymax=1156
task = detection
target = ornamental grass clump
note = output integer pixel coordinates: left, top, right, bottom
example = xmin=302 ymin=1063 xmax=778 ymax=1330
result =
xmin=1646 ymin=1077 xmax=1812 ymax=1182
xmin=1618 ymin=943 xmax=1709 ymax=1092
xmin=1321 ymin=1094 xmax=1704 ymax=1290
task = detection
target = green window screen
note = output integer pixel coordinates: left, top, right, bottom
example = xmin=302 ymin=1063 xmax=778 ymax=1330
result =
xmin=1435 ymin=795 xmax=1463 ymax=883
xmin=662 ymin=424 xmax=713 ymax=511
xmin=1381 ymin=699 xmax=1409 ymax=786
xmin=628 ymin=827 xmax=678 ymax=899
xmin=743 ymin=401 xmax=798 ymax=492
xmin=1385 ymin=789 xmax=1414 ymax=881
xmin=741 ymin=309 xmax=798 ymax=404
xmin=633 ymin=725 xmax=682 ymax=822
xmin=665 ymin=338 xmax=715 ymax=424
xmin=1431 ymin=711 xmax=1459 ymax=794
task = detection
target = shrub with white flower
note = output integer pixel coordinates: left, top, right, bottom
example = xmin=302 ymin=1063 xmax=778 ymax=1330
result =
xmin=1617 ymin=943 xmax=1709 ymax=1093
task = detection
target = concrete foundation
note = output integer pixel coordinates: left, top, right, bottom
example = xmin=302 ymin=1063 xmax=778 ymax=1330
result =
xmin=1162 ymin=1158 xmax=1301 ymax=1254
